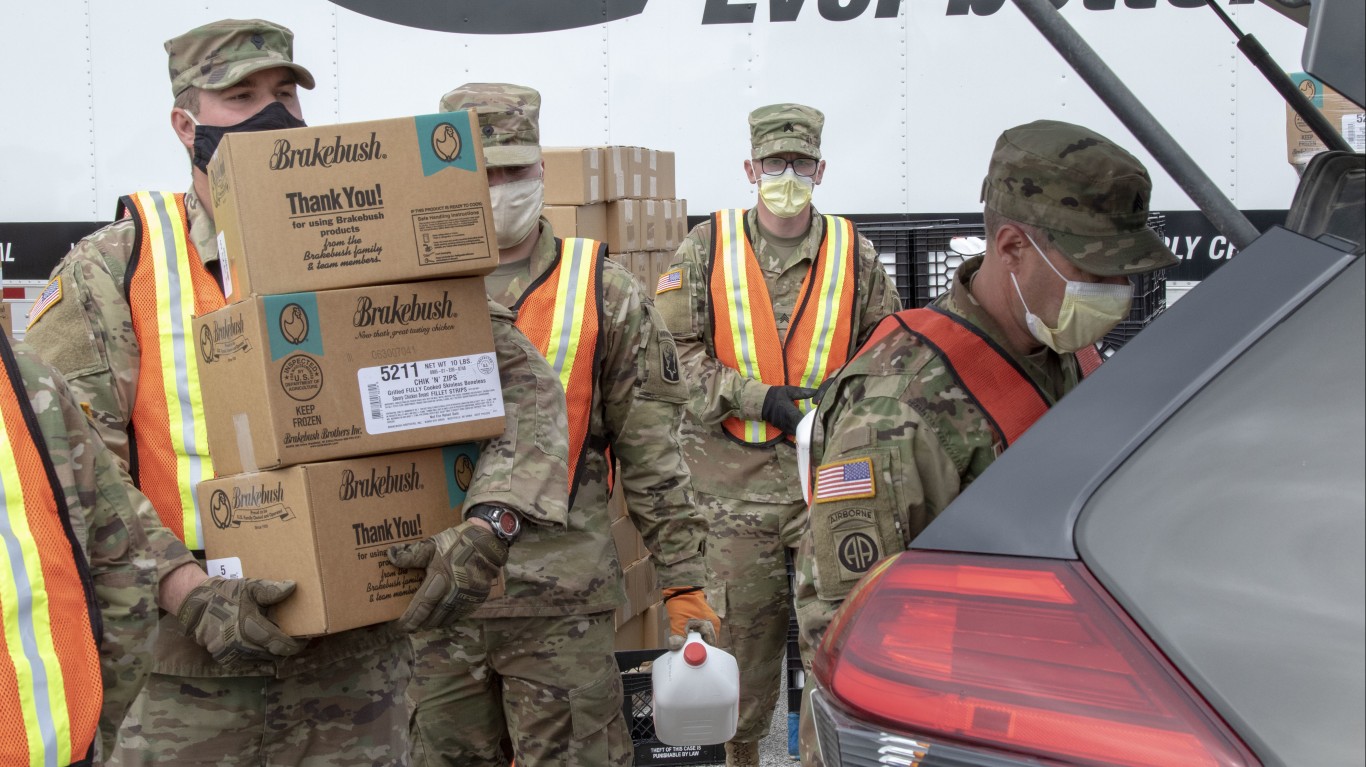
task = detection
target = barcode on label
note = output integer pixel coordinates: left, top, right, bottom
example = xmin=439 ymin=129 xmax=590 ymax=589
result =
xmin=1342 ymin=113 xmax=1365 ymax=152
xmin=368 ymin=382 xmax=382 ymax=420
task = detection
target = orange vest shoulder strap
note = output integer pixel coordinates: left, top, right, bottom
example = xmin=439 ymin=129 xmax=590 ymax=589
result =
xmin=884 ymin=307 xmax=1050 ymax=448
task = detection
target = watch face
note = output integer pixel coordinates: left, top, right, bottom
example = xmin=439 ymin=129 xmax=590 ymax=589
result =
xmin=496 ymin=511 xmax=519 ymax=537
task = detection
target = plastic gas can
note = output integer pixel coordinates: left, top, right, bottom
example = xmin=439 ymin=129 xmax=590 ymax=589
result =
xmin=651 ymin=632 xmax=740 ymax=746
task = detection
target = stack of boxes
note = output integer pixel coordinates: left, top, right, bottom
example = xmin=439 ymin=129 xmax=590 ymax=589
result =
xmin=541 ymin=146 xmax=689 ymax=290
xmin=609 ymin=482 xmax=668 ymax=651
xmin=190 ymin=111 xmax=508 ymax=637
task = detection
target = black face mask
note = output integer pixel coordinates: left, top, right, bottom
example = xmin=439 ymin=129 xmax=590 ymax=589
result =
xmin=191 ymin=101 xmax=307 ymax=172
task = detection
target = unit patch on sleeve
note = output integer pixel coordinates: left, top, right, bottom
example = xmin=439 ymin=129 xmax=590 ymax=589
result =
xmin=26 ymin=277 xmax=63 ymax=329
xmin=814 ymin=457 xmax=875 ymax=503
xmin=656 ymin=268 xmax=683 ymax=294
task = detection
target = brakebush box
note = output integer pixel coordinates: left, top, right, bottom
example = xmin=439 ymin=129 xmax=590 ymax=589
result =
xmin=199 ymin=445 xmax=478 ymax=637
xmin=193 ymin=277 xmax=504 ymax=475
xmin=208 ymin=111 xmax=498 ymax=302
xmin=543 ymin=147 xmax=607 ymax=204
xmin=542 ymin=203 xmax=609 ymax=242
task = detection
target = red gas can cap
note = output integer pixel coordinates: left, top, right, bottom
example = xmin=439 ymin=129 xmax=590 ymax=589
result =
xmin=683 ymin=642 xmax=708 ymax=667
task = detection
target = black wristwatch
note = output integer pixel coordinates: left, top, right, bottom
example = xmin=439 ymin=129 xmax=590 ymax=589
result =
xmin=465 ymin=504 xmax=522 ymax=545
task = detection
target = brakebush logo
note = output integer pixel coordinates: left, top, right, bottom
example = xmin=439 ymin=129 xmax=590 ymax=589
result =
xmin=339 ymin=464 xmax=425 ymax=501
xmin=353 ymin=292 xmax=456 ymax=327
xmin=269 ymin=133 xmax=384 ymax=170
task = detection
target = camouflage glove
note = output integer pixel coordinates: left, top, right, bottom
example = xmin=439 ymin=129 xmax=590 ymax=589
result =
xmin=177 ymin=576 xmax=304 ymax=665
xmin=761 ymin=385 xmax=819 ymax=436
xmin=387 ymin=520 xmax=508 ymax=631
xmin=663 ymin=586 xmax=722 ymax=651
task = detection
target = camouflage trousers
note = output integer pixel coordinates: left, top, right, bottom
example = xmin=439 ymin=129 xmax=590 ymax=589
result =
xmin=698 ymin=491 xmax=806 ymax=744
xmin=406 ymin=611 xmax=631 ymax=767
xmin=109 ymin=641 xmax=411 ymax=766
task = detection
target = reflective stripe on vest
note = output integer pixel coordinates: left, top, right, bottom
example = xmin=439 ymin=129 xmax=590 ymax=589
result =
xmin=709 ymin=210 xmax=858 ymax=446
xmin=0 ymin=336 xmax=101 ymax=767
xmin=122 ymin=192 xmax=226 ymax=550
xmin=513 ymin=238 xmax=605 ymax=495
xmin=858 ymin=307 xmax=1050 ymax=448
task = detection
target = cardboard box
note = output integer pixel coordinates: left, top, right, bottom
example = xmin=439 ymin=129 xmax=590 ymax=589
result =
xmin=199 ymin=445 xmax=480 ymax=636
xmin=1286 ymin=73 xmax=1365 ymax=168
xmin=194 ymin=277 xmax=504 ymax=475
xmin=627 ymin=147 xmax=677 ymax=200
xmin=209 ymin=111 xmax=498 ymax=302
xmin=543 ymin=147 xmax=607 ymax=204
xmin=542 ymin=204 xmax=608 ymax=242
xmin=615 ymin=555 xmax=659 ymax=627
xmin=611 ymin=514 xmax=647 ymax=568
xmin=614 ymin=601 xmax=666 ymax=651
xmin=663 ymin=199 xmax=689 ymax=247
xmin=607 ymin=200 xmax=649 ymax=253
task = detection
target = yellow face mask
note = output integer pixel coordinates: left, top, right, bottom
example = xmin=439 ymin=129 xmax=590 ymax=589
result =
xmin=1012 ymin=233 xmax=1134 ymax=354
xmin=758 ymin=169 xmax=814 ymax=218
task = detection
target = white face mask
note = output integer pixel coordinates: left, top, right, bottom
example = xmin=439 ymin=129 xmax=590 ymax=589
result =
xmin=758 ymin=168 xmax=814 ymax=218
xmin=1010 ymin=233 xmax=1133 ymax=354
xmin=489 ymin=177 xmax=544 ymax=249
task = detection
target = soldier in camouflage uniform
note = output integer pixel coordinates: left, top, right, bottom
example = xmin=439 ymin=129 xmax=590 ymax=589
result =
xmin=653 ymin=103 xmax=901 ymax=766
xmin=793 ymin=120 xmax=1178 ymax=766
xmin=0 ymin=336 xmax=160 ymax=763
xmin=396 ymin=82 xmax=716 ymax=767
xmin=24 ymin=20 xmax=572 ymax=766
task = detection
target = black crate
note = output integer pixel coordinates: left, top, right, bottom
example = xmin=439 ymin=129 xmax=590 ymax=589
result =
xmin=858 ymin=219 xmax=966 ymax=309
xmin=616 ymin=649 xmax=726 ymax=766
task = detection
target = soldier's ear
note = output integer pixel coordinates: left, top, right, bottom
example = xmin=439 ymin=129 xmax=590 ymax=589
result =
xmin=171 ymin=108 xmax=197 ymax=151
xmin=994 ymin=223 xmax=1029 ymax=270
xmin=744 ymin=160 xmax=759 ymax=185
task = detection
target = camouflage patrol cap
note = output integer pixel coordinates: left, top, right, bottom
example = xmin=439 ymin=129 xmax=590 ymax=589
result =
xmin=749 ymin=103 xmax=823 ymax=160
xmin=439 ymin=83 xmax=542 ymax=167
xmin=981 ymin=120 xmax=1176 ymax=276
xmin=166 ymin=19 xmax=315 ymax=98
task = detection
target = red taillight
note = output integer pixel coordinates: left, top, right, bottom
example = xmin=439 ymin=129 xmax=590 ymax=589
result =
xmin=814 ymin=552 xmax=1259 ymax=767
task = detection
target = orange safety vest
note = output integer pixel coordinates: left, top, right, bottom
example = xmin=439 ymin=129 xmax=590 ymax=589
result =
xmin=0 ymin=335 xmax=102 ymax=767
xmin=120 ymin=192 xmax=226 ymax=550
xmin=708 ymin=209 xmax=858 ymax=446
xmin=855 ymin=307 xmax=1061 ymax=448
xmin=512 ymin=238 xmax=606 ymax=500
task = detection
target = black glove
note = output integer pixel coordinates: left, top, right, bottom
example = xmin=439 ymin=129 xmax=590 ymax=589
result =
xmin=177 ymin=576 xmax=304 ymax=665
xmin=387 ymin=520 xmax=509 ymax=631
xmin=761 ymin=384 xmax=819 ymax=436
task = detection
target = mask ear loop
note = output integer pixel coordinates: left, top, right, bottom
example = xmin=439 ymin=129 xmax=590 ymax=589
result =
xmin=1024 ymin=232 xmax=1068 ymax=282
xmin=180 ymin=108 xmax=200 ymax=127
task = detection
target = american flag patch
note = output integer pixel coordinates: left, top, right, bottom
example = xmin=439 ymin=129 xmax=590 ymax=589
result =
xmin=656 ymin=269 xmax=683 ymax=294
xmin=26 ymin=277 xmax=63 ymax=329
xmin=815 ymin=457 xmax=875 ymax=503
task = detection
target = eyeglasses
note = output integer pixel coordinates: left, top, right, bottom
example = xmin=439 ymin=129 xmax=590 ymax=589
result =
xmin=757 ymin=156 xmax=819 ymax=177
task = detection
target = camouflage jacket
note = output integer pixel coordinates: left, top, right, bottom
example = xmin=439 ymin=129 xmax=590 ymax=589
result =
xmin=25 ymin=187 xmax=573 ymax=673
xmin=477 ymin=218 xmax=707 ymax=619
xmin=796 ymin=256 xmax=1082 ymax=618
xmin=654 ymin=208 xmax=902 ymax=504
xmin=3 ymin=338 xmax=160 ymax=759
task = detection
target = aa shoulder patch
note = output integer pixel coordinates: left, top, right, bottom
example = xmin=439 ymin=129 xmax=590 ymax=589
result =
xmin=26 ymin=277 xmax=63 ymax=329
xmin=814 ymin=457 xmax=875 ymax=503
xmin=660 ymin=338 xmax=681 ymax=383
xmin=656 ymin=268 xmax=683 ymax=294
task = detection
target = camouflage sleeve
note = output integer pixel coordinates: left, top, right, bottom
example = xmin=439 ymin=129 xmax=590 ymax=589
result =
xmin=853 ymin=233 xmax=903 ymax=347
xmin=462 ymin=299 xmax=571 ymax=528
xmin=598 ymin=260 xmax=707 ymax=588
xmin=11 ymin=341 xmax=160 ymax=758
xmin=24 ymin=225 xmax=197 ymax=581
xmin=24 ymin=224 xmax=139 ymax=467
xmin=797 ymin=361 xmax=960 ymax=644
xmin=654 ymin=224 xmax=769 ymax=425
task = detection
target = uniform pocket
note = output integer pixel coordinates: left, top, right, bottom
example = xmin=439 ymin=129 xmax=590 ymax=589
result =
xmin=568 ymin=670 xmax=624 ymax=741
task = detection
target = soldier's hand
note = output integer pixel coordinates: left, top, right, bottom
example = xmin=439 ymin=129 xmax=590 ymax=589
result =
xmin=387 ymin=521 xmax=508 ymax=632
xmin=177 ymin=576 xmax=304 ymax=665
xmin=761 ymin=384 xmax=819 ymax=436
xmin=663 ymin=586 xmax=722 ymax=651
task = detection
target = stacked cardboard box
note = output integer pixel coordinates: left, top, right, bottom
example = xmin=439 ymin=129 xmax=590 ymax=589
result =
xmin=1286 ymin=73 xmax=1365 ymax=170
xmin=542 ymin=146 xmax=688 ymax=294
xmin=607 ymin=473 xmax=667 ymax=651
xmin=192 ymin=112 xmax=508 ymax=637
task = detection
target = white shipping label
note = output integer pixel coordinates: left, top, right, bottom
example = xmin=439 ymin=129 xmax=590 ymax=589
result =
xmin=207 ymin=556 xmax=243 ymax=580
xmin=1342 ymin=113 xmax=1365 ymax=152
xmin=357 ymin=353 xmax=504 ymax=435
xmin=217 ymin=231 xmax=232 ymax=296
